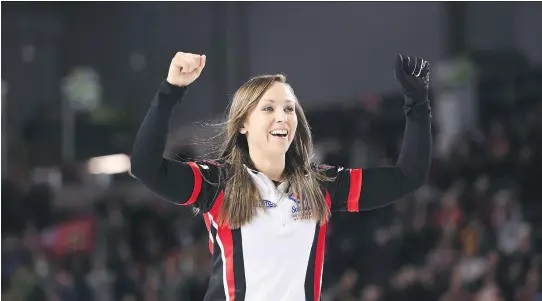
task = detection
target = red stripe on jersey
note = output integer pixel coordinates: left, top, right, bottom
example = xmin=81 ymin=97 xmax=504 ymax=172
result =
xmin=203 ymin=214 xmax=213 ymax=254
xmin=347 ymin=168 xmax=363 ymax=212
xmin=217 ymin=225 xmax=236 ymax=301
xmin=209 ymin=190 xmax=224 ymax=218
xmin=314 ymin=192 xmax=332 ymax=301
xmin=325 ymin=190 xmax=332 ymax=209
xmin=205 ymin=191 xmax=225 ymax=255
xmin=211 ymin=192 xmax=236 ymax=300
xmin=185 ymin=162 xmax=202 ymax=205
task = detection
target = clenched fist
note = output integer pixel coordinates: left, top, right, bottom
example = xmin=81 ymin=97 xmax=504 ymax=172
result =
xmin=394 ymin=54 xmax=430 ymax=106
xmin=167 ymin=52 xmax=206 ymax=87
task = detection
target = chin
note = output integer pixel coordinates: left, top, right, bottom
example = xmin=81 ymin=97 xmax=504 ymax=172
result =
xmin=267 ymin=147 xmax=289 ymax=157
xmin=266 ymin=144 xmax=291 ymax=157
xmin=263 ymin=136 xmax=293 ymax=156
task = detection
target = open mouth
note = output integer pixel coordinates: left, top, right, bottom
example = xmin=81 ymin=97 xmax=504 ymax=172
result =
xmin=270 ymin=129 xmax=288 ymax=139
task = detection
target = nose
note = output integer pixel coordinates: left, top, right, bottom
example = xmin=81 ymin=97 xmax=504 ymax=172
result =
xmin=274 ymin=107 xmax=287 ymax=123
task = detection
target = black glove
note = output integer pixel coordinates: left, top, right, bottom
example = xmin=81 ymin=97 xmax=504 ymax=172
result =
xmin=394 ymin=54 xmax=430 ymax=106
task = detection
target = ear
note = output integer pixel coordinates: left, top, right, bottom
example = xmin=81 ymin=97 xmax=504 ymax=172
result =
xmin=239 ymin=117 xmax=250 ymax=134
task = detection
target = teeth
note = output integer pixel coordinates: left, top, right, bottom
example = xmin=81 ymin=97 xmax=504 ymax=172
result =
xmin=270 ymin=129 xmax=288 ymax=135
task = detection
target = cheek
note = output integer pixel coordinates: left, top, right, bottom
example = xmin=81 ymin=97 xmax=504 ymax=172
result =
xmin=291 ymin=115 xmax=298 ymax=129
xmin=247 ymin=117 xmax=270 ymax=138
xmin=243 ymin=113 xmax=262 ymax=134
xmin=290 ymin=120 xmax=298 ymax=138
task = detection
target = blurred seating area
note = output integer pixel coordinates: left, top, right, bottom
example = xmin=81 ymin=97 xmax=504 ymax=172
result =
xmin=2 ymin=53 xmax=542 ymax=301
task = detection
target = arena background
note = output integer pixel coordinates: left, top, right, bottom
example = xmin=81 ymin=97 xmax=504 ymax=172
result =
xmin=2 ymin=2 xmax=542 ymax=301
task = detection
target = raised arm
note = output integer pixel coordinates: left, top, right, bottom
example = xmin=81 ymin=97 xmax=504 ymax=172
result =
xmin=130 ymin=52 xmax=219 ymax=209
xmin=326 ymin=54 xmax=433 ymax=212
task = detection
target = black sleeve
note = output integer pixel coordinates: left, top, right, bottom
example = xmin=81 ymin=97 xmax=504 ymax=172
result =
xmin=324 ymin=101 xmax=432 ymax=212
xmin=130 ymin=81 xmax=221 ymax=212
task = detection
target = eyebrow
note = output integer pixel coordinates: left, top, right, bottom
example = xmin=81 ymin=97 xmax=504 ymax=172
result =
xmin=262 ymin=99 xmax=295 ymax=103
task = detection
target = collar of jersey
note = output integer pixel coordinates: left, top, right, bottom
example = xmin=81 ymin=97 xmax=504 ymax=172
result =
xmin=244 ymin=164 xmax=290 ymax=194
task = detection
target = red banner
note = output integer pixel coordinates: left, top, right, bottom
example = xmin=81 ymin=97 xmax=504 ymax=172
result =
xmin=27 ymin=216 xmax=96 ymax=256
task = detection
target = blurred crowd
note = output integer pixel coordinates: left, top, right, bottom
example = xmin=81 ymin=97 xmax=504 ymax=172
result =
xmin=322 ymin=100 xmax=542 ymax=301
xmin=2 ymin=63 xmax=542 ymax=301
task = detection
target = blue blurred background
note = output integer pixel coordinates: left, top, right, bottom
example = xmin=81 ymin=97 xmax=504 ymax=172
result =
xmin=2 ymin=2 xmax=542 ymax=301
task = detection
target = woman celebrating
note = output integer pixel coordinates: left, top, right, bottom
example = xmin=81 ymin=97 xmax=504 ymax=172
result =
xmin=131 ymin=51 xmax=432 ymax=301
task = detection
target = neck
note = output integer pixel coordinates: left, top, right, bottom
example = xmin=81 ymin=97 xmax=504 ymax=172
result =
xmin=248 ymin=149 xmax=285 ymax=182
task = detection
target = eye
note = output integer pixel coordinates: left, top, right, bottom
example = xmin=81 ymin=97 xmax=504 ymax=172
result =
xmin=285 ymin=106 xmax=295 ymax=113
xmin=262 ymin=106 xmax=273 ymax=112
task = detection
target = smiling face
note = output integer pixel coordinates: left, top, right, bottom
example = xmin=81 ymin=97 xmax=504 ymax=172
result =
xmin=217 ymin=74 xmax=329 ymax=228
xmin=240 ymin=81 xmax=298 ymax=157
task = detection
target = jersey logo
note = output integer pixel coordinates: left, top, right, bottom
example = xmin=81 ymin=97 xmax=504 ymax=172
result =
xmin=289 ymin=193 xmax=312 ymax=220
xmin=262 ymin=200 xmax=277 ymax=208
xmin=288 ymin=193 xmax=300 ymax=204
xmin=291 ymin=204 xmax=312 ymax=220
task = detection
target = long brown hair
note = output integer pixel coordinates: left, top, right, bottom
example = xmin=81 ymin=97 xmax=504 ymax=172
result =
xmin=214 ymin=74 xmax=331 ymax=229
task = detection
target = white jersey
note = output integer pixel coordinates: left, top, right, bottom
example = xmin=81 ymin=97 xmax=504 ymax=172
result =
xmin=184 ymin=161 xmax=363 ymax=301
